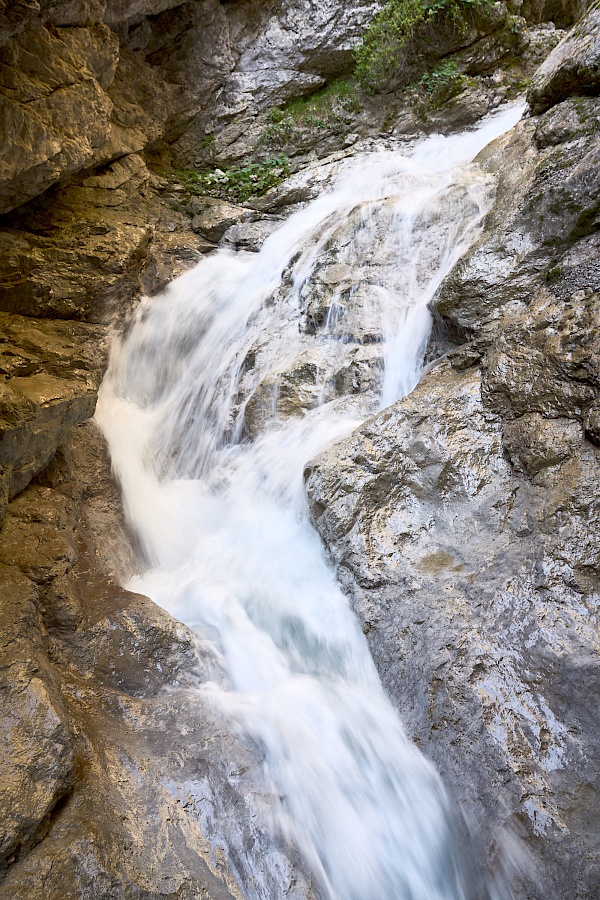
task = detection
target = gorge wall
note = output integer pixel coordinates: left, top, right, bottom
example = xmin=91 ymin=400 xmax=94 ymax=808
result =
xmin=0 ymin=0 xmax=598 ymax=896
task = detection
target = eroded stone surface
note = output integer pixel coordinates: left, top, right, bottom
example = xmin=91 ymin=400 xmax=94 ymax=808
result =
xmin=0 ymin=314 xmax=102 ymax=513
xmin=0 ymin=21 xmax=115 ymax=214
xmin=306 ymin=345 xmax=600 ymax=897
xmin=528 ymin=2 xmax=600 ymax=113
xmin=433 ymin=97 xmax=600 ymax=332
xmin=0 ymin=563 xmax=74 ymax=874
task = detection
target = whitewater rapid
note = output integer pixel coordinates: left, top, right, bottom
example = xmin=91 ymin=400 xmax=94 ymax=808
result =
xmin=96 ymin=105 xmax=523 ymax=899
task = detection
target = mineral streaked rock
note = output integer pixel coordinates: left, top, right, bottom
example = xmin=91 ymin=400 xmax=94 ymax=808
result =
xmin=305 ymin=348 xmax=600 ymax=897
xmin=528 ymin=2 xmax=600 ymax=114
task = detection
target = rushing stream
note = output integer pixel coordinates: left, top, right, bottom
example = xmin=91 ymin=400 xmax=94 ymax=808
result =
xmin=96 ymin=105 xmax=522 ymax=899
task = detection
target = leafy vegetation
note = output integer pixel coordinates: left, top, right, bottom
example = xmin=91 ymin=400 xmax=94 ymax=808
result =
xmin=419 ymin=59 xmax=468 ymax=105
xmin=355 ymin=0 xmax=492 ymax=91
xmin=262 ymin=79 xmax=361 ymax=148
xmin=169 ymin=156 xmax=291 ymax=203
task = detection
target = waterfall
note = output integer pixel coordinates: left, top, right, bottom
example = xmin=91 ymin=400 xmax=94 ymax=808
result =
xmin=96 ymin=105 xmax=523 ymax=900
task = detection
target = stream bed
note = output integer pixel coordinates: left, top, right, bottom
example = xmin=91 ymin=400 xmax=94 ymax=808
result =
xmin=96 ymin=105 xmax=523 ymax=900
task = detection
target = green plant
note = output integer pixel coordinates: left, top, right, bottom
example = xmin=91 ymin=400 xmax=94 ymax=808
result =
xmin=262 ymin=79 xmax=361 ymax=148
xmin=355 ymin=0 xmax=491 ymax=91
xmin=544 ymin=266 xmax=563 ymax=283
xmin=419 ymin=58 xmax=467 ymax=104
xmin=169 ymin=156 xmax=291 ymax=203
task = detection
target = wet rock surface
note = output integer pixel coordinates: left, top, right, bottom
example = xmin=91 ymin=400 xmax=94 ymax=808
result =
xmin=306 ymin=342 xmax=600 ymax=897
xmin=305 ymin=35 xmax=600 ymax=897
xmin=433 ymin=95 xmax=600 ymax=332
xmin=0 ymin=422 xmax=316 ymax=899
xmin=528 ymin=1 xmax=600 ymax=113
xmin=0 ymin=0 xmax=599 ymax=896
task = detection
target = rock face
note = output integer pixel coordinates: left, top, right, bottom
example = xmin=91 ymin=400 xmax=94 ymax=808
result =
xmin=305 ymin=22 xmax=600 ymax=899
xmin=0 ymin=21 xmax=116 ymax=214
xmin=0 ymin=423 xmax=316 ymax=899
xmin=528 ymin=1 xmax=600 ymax=113
xmin=433 ymin=95 xmax=600 ymax=332
xmin=0 ymin=313 xmax=103 ymax=519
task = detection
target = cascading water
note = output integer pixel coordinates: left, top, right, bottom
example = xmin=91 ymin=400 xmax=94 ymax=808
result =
xmin=96 ymin=105 xmax=523 ymax=899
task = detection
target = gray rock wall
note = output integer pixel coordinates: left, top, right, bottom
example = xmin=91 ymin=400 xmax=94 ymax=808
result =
xmin=306 ymin=15 xmax=600 ymax=897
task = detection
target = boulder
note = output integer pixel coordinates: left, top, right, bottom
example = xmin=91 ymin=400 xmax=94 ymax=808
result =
xmin=221 ymin=218 xmax=282 ymax=251
xmin=191 ymin=200 xmax=248 ymax=242
xmin=528 ymin=2 xmax=600 ymax=113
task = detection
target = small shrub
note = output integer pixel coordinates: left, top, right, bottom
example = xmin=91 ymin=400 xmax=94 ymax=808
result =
xmin=170 ymin=156 xmax=291 ymax=203
xmin=543 ymin=266 xmax=563 ymax=283
xmin=262 ymin=79 xmax=361 ymax=148
xmin=419 ymin=59 xmax=468 ymax=105
xmin=355 ymin=0 xmax=492 ymax=91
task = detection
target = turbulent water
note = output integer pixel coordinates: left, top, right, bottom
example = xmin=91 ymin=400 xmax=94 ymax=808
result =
xmin=96 ymin=106 xmax=522 ymax=900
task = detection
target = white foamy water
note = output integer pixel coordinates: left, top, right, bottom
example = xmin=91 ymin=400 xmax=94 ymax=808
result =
xmin=96 ymin=106 xmax=523 ymax=899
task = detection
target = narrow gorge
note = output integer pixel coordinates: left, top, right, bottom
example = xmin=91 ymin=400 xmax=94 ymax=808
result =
xmin=0 ymin=1 xmax=598 ymax=898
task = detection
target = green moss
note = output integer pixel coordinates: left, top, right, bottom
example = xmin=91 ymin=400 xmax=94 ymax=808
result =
xmin=169 ymin=156 xmax=291 ymax=203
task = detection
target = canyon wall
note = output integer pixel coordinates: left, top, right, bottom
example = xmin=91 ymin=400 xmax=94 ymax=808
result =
xmin=0 ymin=0 xmax=598 ymax=896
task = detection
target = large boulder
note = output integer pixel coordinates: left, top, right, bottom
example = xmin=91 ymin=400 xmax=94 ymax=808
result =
xmin=433 ymin=96 xmax=600 ymax=333
xmin=528 ymin=1 xmax=600 ymax=113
